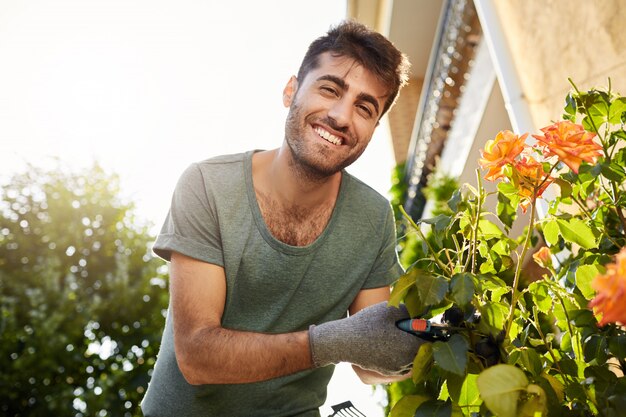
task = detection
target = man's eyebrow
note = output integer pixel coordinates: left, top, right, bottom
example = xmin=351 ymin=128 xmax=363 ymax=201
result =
xmin=316 ymin=74 xmax=380 ymax=116
xmin=356 ymin=92 xmax=380 ymax=116
xmin=316 ymin=74 xmax=347 ymax=90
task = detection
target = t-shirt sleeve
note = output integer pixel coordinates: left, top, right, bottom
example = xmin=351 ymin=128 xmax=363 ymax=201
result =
xmin=361 ymin=203 xmax=405 ymax=289
xmin=152 ymin=163 xmax=224 ymax=266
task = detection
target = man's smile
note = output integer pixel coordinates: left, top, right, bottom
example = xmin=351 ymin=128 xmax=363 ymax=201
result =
xmin=314 ymin=125 xmax=343 ymax=146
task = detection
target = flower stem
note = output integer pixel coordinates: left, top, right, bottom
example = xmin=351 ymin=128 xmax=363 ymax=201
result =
xmin=610 ymin=181 xmax=626 ymax=232
xmin=553 ymin=288 xmax=583 ymax=361
xmin=399 ymin=205 xmax=451 ymax=275
xmin=505 ymin=197 xmax=537 ymax=337
xmin=471 ymin=169 xmax=484 ymax=274
xmin=531 ymin=305 xmax=564 ymax=375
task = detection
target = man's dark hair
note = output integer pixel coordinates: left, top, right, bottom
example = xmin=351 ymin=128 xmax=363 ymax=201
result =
xmin=296 ymin=20 xmax=410 ymax=118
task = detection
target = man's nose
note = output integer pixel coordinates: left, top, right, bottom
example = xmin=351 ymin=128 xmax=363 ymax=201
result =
xmin=327 ymin=98 xmax=352 ymax=128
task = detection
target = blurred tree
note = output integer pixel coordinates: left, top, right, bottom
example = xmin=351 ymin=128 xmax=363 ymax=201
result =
xmin=0 ymin=163 xmax=168 ymax=416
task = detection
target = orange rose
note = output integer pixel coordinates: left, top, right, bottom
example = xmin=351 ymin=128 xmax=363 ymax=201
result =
xmin=512 ymin=155 xmax=553 ymax=213
xmin=589 ymin=247 xmax=626 ymax=326
xmin=533 ymin=246 xmax=552 ymax=269
xmin=479 ymin=130 xmax=527 ymax=181
xmin=532 ymin=121 xmax=602 ymax=173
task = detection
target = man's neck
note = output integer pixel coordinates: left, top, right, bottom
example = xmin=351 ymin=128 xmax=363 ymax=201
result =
xmin=251 ymin=148 xmax=342 ymax=246
xmin=253 ymin=148 xmax=342 ymax=208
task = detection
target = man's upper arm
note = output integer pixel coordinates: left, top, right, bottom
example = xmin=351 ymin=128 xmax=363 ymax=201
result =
xmin=167 ymin=250 xmax=314 ymax=384
xmin=169 ymin=251 xmax=226 ymax=352
xmin=348 ymin=286 xmax=390 ymax=316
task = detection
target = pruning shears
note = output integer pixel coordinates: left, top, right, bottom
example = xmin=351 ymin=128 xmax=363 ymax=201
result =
xmin=396 ymin=318 xmax=465 ymax=341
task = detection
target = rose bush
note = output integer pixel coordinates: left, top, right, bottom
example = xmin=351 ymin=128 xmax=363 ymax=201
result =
xmin=387 ymin=80 xmax=626 ymax=417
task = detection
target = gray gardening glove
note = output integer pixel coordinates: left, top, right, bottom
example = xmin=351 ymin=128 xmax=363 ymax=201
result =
xmin=309 ymin=301 xmax=425 ymax=376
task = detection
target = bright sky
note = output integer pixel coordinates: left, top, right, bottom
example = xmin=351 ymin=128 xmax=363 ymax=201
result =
xmin=0 ymin=0 xmax=396 ymax=230
xmin=0 ymin=1 xmax=395 ymax=415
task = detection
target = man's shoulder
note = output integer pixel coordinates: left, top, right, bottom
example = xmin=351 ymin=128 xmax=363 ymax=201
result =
xmin=175 ymin=151 xmax=252 ymax=190
xmin=343 ymin=171 xmax=390 ymax=209
xmin=186 ymin=151 xmax=254 ymax=178
xmin=195 ymin=151 xmax=250 ymax=167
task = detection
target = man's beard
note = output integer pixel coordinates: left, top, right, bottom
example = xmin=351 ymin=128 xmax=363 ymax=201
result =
xmin=284 ymin=102 xmax=358 ymax=182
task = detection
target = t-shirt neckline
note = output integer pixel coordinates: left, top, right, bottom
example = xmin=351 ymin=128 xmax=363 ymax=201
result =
xmin=243 ymin=150 xmax=347 ymax=255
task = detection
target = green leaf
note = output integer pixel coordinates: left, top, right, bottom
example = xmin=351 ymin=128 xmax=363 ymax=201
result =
xmin=553 ymin=177 xmax=573 ymax=199
xmin=416 ymin=274 xmax=449 ymax=306
xmin=540 ymin=373 xmax=565 ymax=402
xmin=447 ymin=373 xmax=481 ymax=412
xmin=560 ymin=331 xmax=572 ymax=352
xmin=479 ymin=258 xmax=497 ymax=275
xmin=582 ymin=115 xmax=595 ymax=133
xmin=389 ymin=394 xmax=431 ymax=417
xmin=430 ymin=302 xmax=454 ymax=318
xmin=518 ymin=348 xmax=543 ymax=377
xmin=576 ymin=264 xmax=602 ymax=299
xmin=477 ymin=364 xmax=529 ymax=417
xmin=450 ymin=273 xmax=475 ymax=306
xmin=422 ymin=214 xmax=452 ymax=235
xmin=491 ymin=238 xmax=515 ymax=256
xmin=477 ymin=219 xmax=504 ymax=240
xmin=498 ymin=180 xmax=518 ymax=197
xmin=478 ymin=274 xmax=508 ymax=291
xmin=542 ymin=219 xmax=560 ymax=246
xmin=558 ymin=357 xmax=579 ymax=377
xmin=518 ymin=384 xmax=548 ymax=417
xmin=445 ymin=373 xmax=462 ymax=401
xmin=438 ymin=380 xmax=450 ymax=401
xmin=414 ymin=399 xmax=452 ymax=417
xmin=412 ymin=342 xmax=434 ymax=384
xmin=570 ymin=308 xmax=596 ymax=327
xmin=600 ymin=161 xmax=626 ymax=182
xmin=563 ymin=92 xmax=576 ymax=116
xmin=447 ymin=190 xmax=462 ymax=212
xmin=497 ymin=183 xmax=519 ymax=229
xmin=583 ymin=334 xmax=608 ymax=364
xmin=556 ymin=218 xmax=599 ymax=249
xmin=609 ymin=97 xmax=626 ymax=124
xmin=564 ymin=382 xmax=587 ymax=401
xmin=584 ymin=365 xmax=618 ymax=398
xmin=609 ymin=334 xmax=626 ymax=358
xmin=478 ymin=302 xmax=508 ymax=337
xmin=528 ymin=280 xmax=552 ymax=314
xmin=432 ymin=334 xmax=469 ymax=376
xmin=508 ymin=349 xmax=521 ymax=366
xmin=491 ymin=286 xmax=509 ymax=303
xmin=588 ymin=103 xmax=609 ymax=130
xmin=390 ymin=269 xmax=418 ymax=307
xmin=405 ymin=286 xmax=426 ymax=318
xmin=613 ymin=130 xmax=626 ymax=148
xmin=477 ymin=275 xmax=509 ymax=302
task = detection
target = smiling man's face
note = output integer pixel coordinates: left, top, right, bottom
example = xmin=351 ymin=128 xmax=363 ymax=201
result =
xmin=282 ymin=52 xmax=389 ymax=179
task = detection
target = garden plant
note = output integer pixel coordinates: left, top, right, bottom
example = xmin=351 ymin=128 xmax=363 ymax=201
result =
xmin=0 ymin=164 xmax=169 ymax=416
xmin=387 ymin=80 xmax=626 ymax=417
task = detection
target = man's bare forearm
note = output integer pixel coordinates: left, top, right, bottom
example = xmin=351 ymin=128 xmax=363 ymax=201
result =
xmin=175 ymin=326 xmax=313 ymax=385
xmin=352 ymin=365 xmax=411 ymax=384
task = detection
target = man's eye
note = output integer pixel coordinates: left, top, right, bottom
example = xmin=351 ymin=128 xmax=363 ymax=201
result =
xmin=320 ymin=86 xmax=338 ymax=96
xmin=357 ymin=104 xmax=373 ymax=118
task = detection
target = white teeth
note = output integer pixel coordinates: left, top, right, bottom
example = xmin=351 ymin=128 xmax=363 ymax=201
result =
xmin=314 ymin=127 xmax=342 ymax=145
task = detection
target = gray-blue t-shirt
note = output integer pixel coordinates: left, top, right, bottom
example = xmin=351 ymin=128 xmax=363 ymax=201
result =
xmin=141 ymin=151 xmax=404 ymax=417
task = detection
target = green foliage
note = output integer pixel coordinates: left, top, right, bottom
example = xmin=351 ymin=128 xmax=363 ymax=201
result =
xmin=477 ymin=365 xmax=530 ymax=417
xmin=0 ymin=163 xmax=168 ymax=416
xmin=388 ymin=81 xmax=626 ymax=416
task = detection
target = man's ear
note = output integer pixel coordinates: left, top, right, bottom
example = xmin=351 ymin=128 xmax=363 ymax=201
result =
xmin=283 ymin=76 xmax=298 ymax=107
